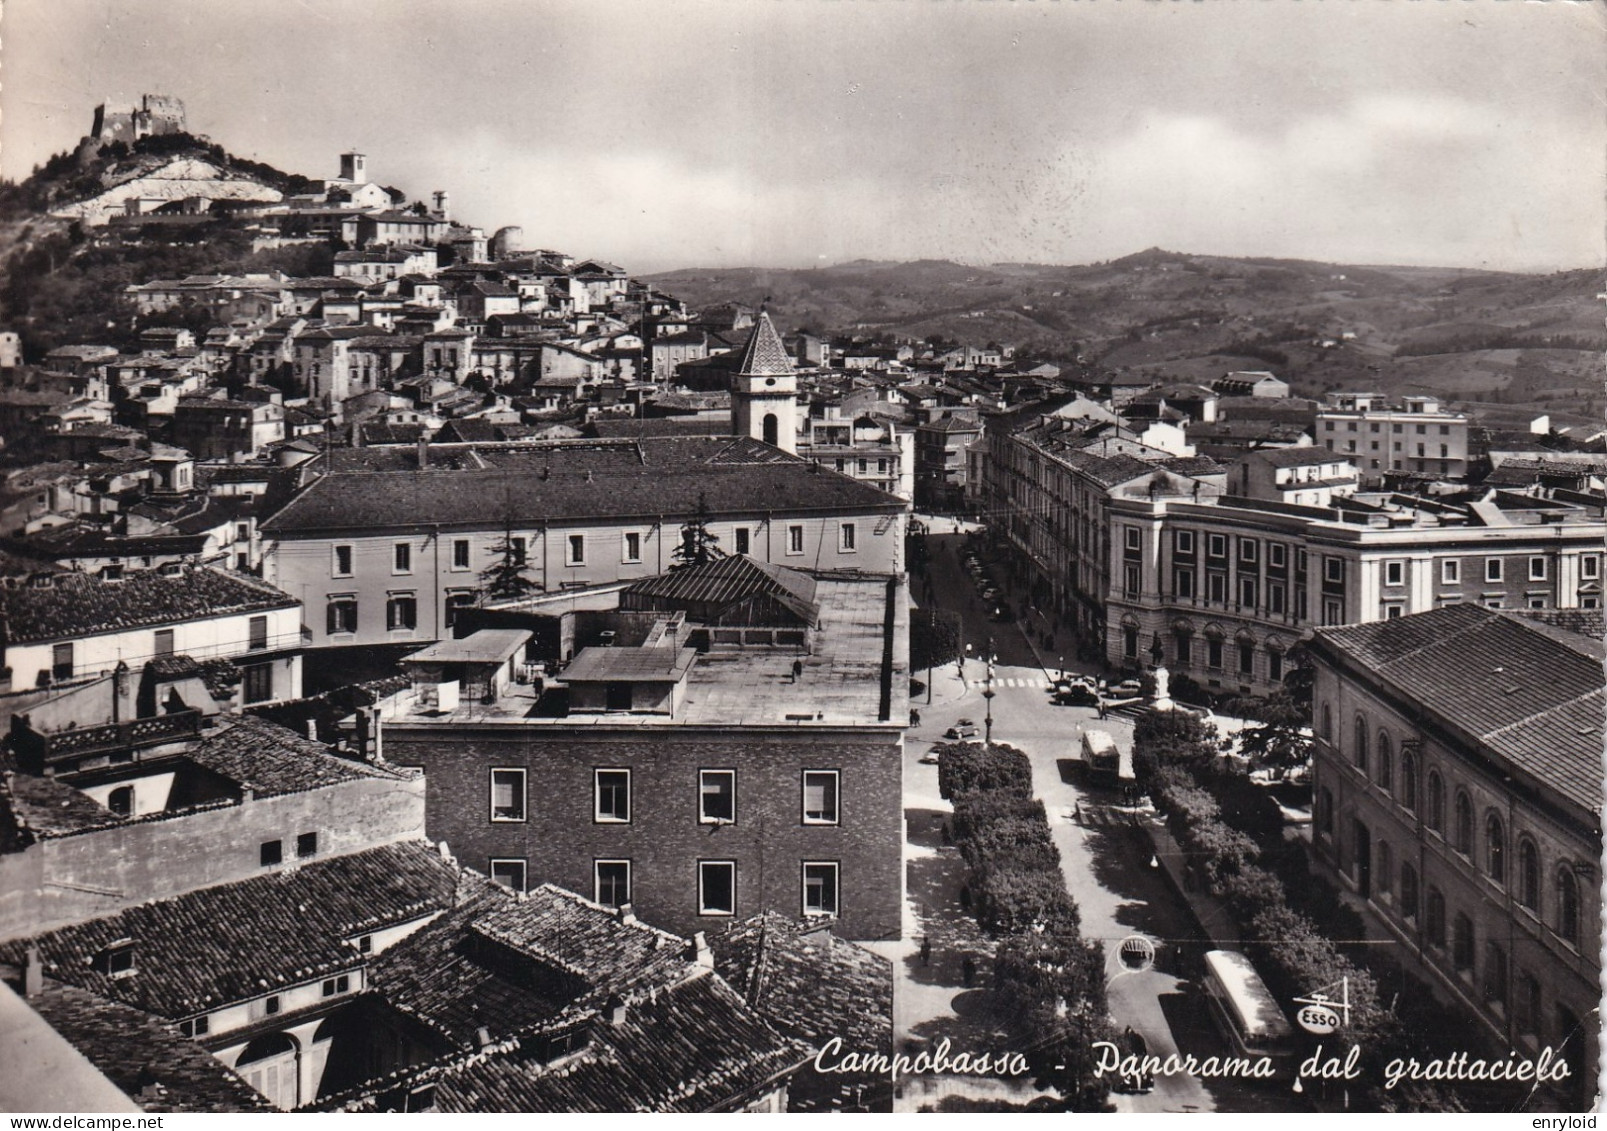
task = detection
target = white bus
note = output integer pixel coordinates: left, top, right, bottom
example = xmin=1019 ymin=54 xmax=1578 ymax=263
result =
xmin=1200 ymin=949 xmax=1297 ymax=1075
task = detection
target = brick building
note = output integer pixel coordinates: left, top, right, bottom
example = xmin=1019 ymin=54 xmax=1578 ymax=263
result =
xmin=1307 ymin=606 xmax=1601 ymax=1107
xmin=365 ymin=559 xmax=908 ymax=941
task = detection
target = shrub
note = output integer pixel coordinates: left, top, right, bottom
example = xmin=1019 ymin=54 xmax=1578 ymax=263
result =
xmin=938 ymin=742 xmax=1033 ymax=800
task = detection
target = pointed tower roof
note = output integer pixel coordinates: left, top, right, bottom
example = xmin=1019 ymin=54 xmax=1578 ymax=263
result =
xmin=734 ymin=311 xmax=795 ymax=377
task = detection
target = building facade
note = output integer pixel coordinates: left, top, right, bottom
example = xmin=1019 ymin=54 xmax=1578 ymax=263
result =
xmin=1316 ymin=393 xmax=1470 ymax=482
xmin=1307 ymin=606 xmax=1600 ymax=1106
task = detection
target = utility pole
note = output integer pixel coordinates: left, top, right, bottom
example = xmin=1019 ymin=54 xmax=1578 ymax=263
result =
xmin=983 ymin=634 xmax=996 ymax=745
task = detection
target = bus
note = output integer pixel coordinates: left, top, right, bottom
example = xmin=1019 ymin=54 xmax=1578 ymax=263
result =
xmin=1199 ymin=949 xmax=1298 ymax=1076
xmin=1082 ymin=729 xmax=1133 ymax=786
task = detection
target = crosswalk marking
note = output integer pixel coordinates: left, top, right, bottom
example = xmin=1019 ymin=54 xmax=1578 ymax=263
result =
xmin=991 ymin=677 xmax=1057 ymax=689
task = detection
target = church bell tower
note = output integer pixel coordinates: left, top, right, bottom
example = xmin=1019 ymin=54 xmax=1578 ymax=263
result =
xmin=729 ymin=309 xmax=797 ymax=454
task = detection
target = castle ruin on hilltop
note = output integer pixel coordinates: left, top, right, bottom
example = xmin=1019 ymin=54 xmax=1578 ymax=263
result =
xmin=91 ymin=94 xmax=187 ymax=144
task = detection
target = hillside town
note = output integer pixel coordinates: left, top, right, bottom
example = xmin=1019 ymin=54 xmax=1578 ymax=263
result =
xmin=0 ymin=96 xmax=1599 ymax=1115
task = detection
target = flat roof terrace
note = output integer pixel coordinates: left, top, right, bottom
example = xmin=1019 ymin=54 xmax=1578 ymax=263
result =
xmin=371 ymin=574 xmax=904 ymax=730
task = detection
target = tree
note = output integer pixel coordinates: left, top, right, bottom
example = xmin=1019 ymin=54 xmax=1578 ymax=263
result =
xmin=910 ymin=608 xmax=963 ymax=673
xmin=481 ymin=518 xmax=537 ymax=600
xmin=670 ymin=491 xmax=723 ymax=571
xmin=1227 ymin=645 xmax=1315 ymax=776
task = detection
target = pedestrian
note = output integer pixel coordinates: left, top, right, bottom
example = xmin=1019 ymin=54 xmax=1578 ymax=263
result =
xmin=920 ymin=936 xmax=932 ymax=965
xmin=792 ymin=658 xmax=803 ymax=682
xmin=962 ymin=956 xmax=977 ymax=987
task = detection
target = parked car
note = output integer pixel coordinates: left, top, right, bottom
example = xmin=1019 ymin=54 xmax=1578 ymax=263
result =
xmin=1111 ymin=678 xmax=1144 ymax=698
xmin=1054 ymin=680 xmax=1099 ymax=707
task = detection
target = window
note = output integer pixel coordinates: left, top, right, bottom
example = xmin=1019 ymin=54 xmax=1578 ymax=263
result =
xmin=358 ymin=935 xmax=373 ymax=955
xmin=249 ymin=615 xmax=268 ymax=651
xmin=260 ymin=839 xmax=283 ymax=867
xmin=802 ymin=770 xmax=839 ymax=824
xmin=802 ymin=862 xmax=839 ymax=917
xmin=386 ymin=594 xmax=418 ymax=631
xmin=1268 ymin=542 xmax=1286 ymax=569
xmin=1123 ymin=565 xmax=1140 ymax=597
xmin=1325 ymin=558 xmax=1344 ymax=583
xmin=327 ymin=596 xmax=358 ymax=636
xmin=1485 ymin=558 xmax=1502 ymax=583
xmin=1206 ymin=638 xmax=1223 ymax=669
xmin=1174 ymin=630 xmax=1192 ymax=667
xmin=264 ymin=995 xmax=282 ymax=1017
xmin=1172 ymin=568 xmax=1194 ymax=598
xmin=1399 ymin=863 xmax=1418 ymax=920
xmin=1207 ymin=534 xmax=1227 ymax=559
xmin=1452 ymin=912 xmax=1474 ymax=971
xmin=1485 ymin=812 xmax=1505 ymax=885
xmin=238 ymin=661 xmax=272 ymax=704
xmin=1518 ymin=838 xmax=1539 ymax=911
xmin=1175 ymin=530 xmax=1194 ymax=555
xmin=179 ymin=1016 xmax=209 ymax=1038
xmin=1442 ymin=559 xmax=1460 ymax=585
xmin=1322 ymin=598 xmax=1343 ymax=626
xmin=445 ymin=591 xmax=476 ymax=629
xmin=567 ymin=534 xmax=586 ymax=566
xmin=700 ymin=770 xmax=736 ymax=823
xmin=595 ymin=860 xmax=631 ymax=908
xmin=393 ymin=542 xmax=412 ymax=573
xmin=51 ymin=643 xmax=74 ymax=681
xmin=452 ymin=538 xmax=471 ymax=570
xmin=840 ymin=523 xmax=857 ymax=552
xmin=1384 ymin=560 xmax=1403 ymax=586
xmin=1453 ymin=790 xmax=1475 ymax=856
xmin=1238 ymin=576 xmax=1257 ymax=608
xmin=1377 ymin=840 xmax=1393 ymax=895
xmin=1317 ymin=786 xmax=1334 ymax=836
xmin=1352 ymin=715 xmax=1368 ymax=772
xmin=595 ymin=769 xmax=631 ymax=823
xmin=1528 ymin=556 xmax=1547 ymax=581
xmin=322 ymin=975 xmax=351 ymax=997
xmin=622 ymin=531 xmax=642 ymax=564
xmin=734 ymin=528 xmax=750 ymax=555
xmin=1207 ymin=572 xmax=1226 ymax=604
xmin=490 ymin=858 xmax=527 ymax=892
xmin=1517 ymin=971 xmax=1541 ymax=1036
xmin=1125 ymin=526 xmax=1141 ymax=552
xmin=1384 ymin=604 xmax=1403 ymax=620
xmin=787 ymin=524 xmax=805 ymax=555
xmin=1238 ymin=642 xmax=1254 ymax=676
xmin=1556 ymin=867 xmax=1580 ymax=944
xmin=490 ymin=768 xmax=527 ymax=822
xmin=333 ymin=545 xmax=353 ymax=577
xmin=153 ymin=628 xmax=176 ymax=658
xmin=1400 ymin=751 xmax=1417 ymax=811
xmin=1426 ymin=770 xmax=1444 ymax=832
xmin=1583 ymin=554 xmax=1600 ymax=580
xmin=1375 ymin=732 xmax=1392 ymax=793
xmin=1267 ymin=650 xmax=1283 ymax=682
xmin=107 ymin=785 xmax=134 ymax=817
xmin=699 ymin=861 xmax=736 ymax=916
xmin=1319 ymin=703 xmax=1333 ymax=741
xmin=1238 ymin=538 xmax=1258 ymax=565
xmin=510 ymin=536 xmax=527 ymax=565
xmin=1425 ymin=888 xmax=1446 ymax=947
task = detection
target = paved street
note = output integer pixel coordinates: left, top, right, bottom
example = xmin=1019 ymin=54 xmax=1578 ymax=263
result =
xmin=895 ymin=524 xmax=1298 ymax=1112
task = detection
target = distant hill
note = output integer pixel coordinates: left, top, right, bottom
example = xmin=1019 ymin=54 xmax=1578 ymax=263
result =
xmin=644 ymin=252 xmax=1603 ymax=420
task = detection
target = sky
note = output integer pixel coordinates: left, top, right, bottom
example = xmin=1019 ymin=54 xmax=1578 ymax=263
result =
xmin=1 ymin=0 xmax=1602 ymax=274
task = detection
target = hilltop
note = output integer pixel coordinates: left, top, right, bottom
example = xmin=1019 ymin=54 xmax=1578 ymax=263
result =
xmin=645 ymin=252 xmax=1603 ymax=422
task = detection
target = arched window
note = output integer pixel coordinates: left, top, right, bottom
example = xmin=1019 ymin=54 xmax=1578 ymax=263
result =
xmin=761 ymin=413 xmax=779 ymax=448
xmin=1517 ymin=838 xmax=1540 ymax=911
xmin=1400 ymin=863 xmax=1419 ymax=920
xmin=1320 ymin=703 xmax=1333 ymax=741
xmin=1375 ymin=732 xmax=1393 ymax=794
xmin=107 ymin=785 xmax=134 ymax=817
xmin=1317 ymin=786 xmax=1334 ymax=837
xmin=1377 ymin=840 xmax=1394 ymax=896
xmin=1557 ymin=867 xmax=1580 ymax=945
xmin=1452 ymin=912 xmax=1474 ymax=970
xmin=1484 ymin=941 xmax=1508 ymax=1005
xmin=1426 ymin=771 xmax=1444 ymax=831
xmin=1454 ymin=791 xmax=1474 ymax=856
xmin=1484 ymin=812 xmax=1505 ymax=885
xmin=1426 ymin=887 xmax=1446 ymax=947
xmin=1352 ymin=715 xmax=1368 ymax=771
xmin=1400 ymin=750 xmax=1418 ymax=812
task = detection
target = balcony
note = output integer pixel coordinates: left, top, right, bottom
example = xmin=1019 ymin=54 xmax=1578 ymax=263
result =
xmin=11 ymin=709 xmax=204 ymax=772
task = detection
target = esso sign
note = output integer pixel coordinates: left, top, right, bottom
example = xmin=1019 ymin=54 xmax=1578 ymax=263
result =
xmin=1297 ymin=1004 xmax=1342 ymax=1034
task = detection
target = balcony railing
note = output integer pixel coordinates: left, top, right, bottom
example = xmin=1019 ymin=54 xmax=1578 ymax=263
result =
xmin=17 ymin=709 xmax=204 ymax=766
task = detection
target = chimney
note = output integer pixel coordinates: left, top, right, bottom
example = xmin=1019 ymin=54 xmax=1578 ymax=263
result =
xmin=606 ymin=996 xmax=628 ymax=1026
xmin=614 ymin=901 xmax=636 ymax=926
xmin=417 ymin=436 xmax=429 ymax=469
xmin=23 ymin=945 xmax=42 ymax=998
xmin=690 ymin=931 xmax=713 ymax=970
xmin=475 ymin=1026 xmax=493 ymax=1049
xmin=306 ymin=718 xmax=318 ymax=742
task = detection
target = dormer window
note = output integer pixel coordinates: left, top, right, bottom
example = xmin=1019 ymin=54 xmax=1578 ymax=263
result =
xmin=101 ymin=939 xmax=136 ymax=978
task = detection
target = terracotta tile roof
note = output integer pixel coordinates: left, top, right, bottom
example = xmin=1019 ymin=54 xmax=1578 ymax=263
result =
xmin=0 ymin=567 xmax=297 ymax=644
xmin=1313 ymin=605 xmax=1604 ymax=815
xmin=263 ymin=439 xmax=901 ymax=534
xmin=733 ymin=312 xmax=794 ymax=377
xmin=183 ymin=714 xmax=416 ymax=798
xmin=710 ymin=913 xmax=892 ymax=1052
xmin=0 ymin=842 xmax=460 ymax=1017
xmin=427 ymin=973 xmax=808 ymax=1112
xmin=622 ymin=556 xmax=820 ymax=625
xmin=25 ymin=981 xmax=271 ymax=1112
xmin=1 ymin=769 xmax=125 ymax=846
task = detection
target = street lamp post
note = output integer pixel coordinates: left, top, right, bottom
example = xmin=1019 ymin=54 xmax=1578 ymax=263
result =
xmin=983 ymin=635 xmax=997 ymax=745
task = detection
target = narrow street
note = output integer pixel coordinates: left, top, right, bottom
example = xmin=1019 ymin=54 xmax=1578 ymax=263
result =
xmin=895 ymin=522 xmax=1296 ymax=1112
